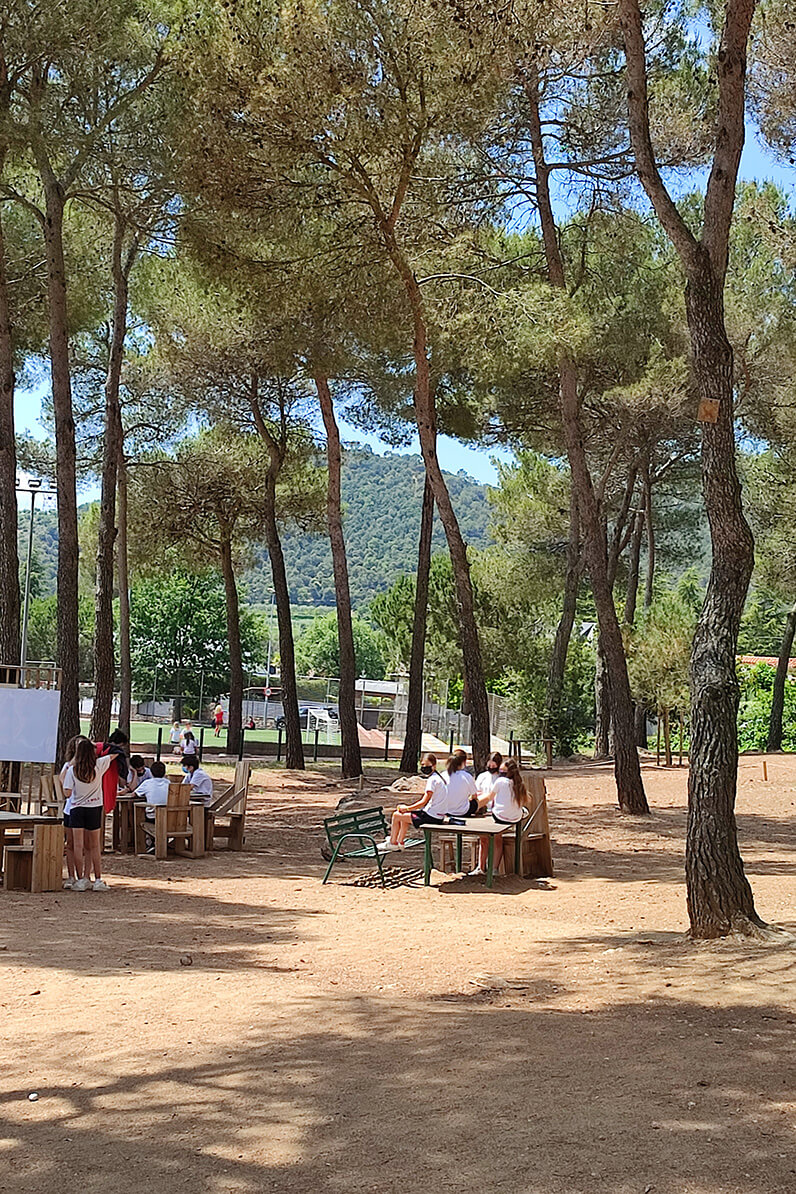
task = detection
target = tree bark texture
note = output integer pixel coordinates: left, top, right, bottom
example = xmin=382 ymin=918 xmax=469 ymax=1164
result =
xmin=766 ymin=602 xmax=796 ymax=752
xmin=381 ymin=233 xmax=491 ymax=771
xmin=264 ymin=472 xmax=304 ymax=770
xmin=42 ymin=183 xmax=80 ymax=759
xmin=0 ymin=201 xmax=19 ymax=664
xmin=621 ymin=0 xmax=762 ymax=933
xmin=90 ymin=217 xmax=128 ymax=741
xmin=643 ymin=465 xmax=655 ymax=608
xmin=315 ymin=375 xmax=362 ymax=777
xmin=400 ymin=472 xmax=434 ymax=772
xmin=593 ymin=636 xmax=611 ymax=760
xmin=525 ymin=68 xmax=648 ymax=812
xmin=116 ymin=448 xmax=132 ymax=736
xmin=547 ymin=489 xmax=580 ymax=751
xmin=624 ymin=488 xmax=646 ymax=627
xmin=219 ymin=535 xmax=243 ymax=754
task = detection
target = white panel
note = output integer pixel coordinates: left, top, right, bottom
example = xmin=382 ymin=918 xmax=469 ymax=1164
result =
xmin=0 ymin=688 xmax=61 ymax=763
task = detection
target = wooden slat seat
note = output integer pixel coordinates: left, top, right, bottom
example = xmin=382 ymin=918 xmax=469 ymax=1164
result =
xmin=133 ymin=780 xmax=204 ymax=860
xmin=205 ymin=761 xmax=250 ymax=852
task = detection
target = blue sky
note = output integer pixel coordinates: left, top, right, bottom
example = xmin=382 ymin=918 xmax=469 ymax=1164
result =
xmin=14 ymin=120 xmax=796 ymax=498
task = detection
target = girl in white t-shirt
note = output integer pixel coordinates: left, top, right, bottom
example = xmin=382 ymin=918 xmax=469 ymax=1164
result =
xmin=440 ymin=749 xmax=477 ymax=816
xmin=60 ymin=734 xmax=82 ymax=890
xmin=474 ymin=752 xmax=503 ymax=814
xmin=379 ymin=753 xmax=446 ymax=851
xmin=63 ymin=739 xmax=114 ymax=891
xmin=473 ymin=757 xmax=528 ymax=876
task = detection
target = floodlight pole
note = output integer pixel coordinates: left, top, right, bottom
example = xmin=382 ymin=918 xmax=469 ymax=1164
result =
xmin=17 ymin=478 xmax=49 ymax=667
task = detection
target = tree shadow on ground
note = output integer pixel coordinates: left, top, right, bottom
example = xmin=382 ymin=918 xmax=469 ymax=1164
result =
xmin=1 ymin=990 xmax=793 ymax=1194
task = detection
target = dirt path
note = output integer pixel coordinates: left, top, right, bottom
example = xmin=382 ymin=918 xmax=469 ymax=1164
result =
xmin=0 ymin=755 xmax=793 ymax=1193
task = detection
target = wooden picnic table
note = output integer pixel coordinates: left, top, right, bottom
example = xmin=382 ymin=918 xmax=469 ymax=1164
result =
xmin=0 ymin=811 xmax=63 ymax=892
xmin=421 ymin=817 xmax=517 ymax=888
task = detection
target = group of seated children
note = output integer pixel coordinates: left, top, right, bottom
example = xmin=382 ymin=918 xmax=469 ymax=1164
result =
xmin=378 ymin=749 xmax=527 ymax=876
xmin=59 ymin=733 xmax=217 ymax=884
xmin=169 ymin=721 xmax=198 ymax=757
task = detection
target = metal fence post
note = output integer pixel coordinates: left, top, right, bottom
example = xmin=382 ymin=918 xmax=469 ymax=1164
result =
xmin=156 ymin=727 xmax=162 ymax=762
xmin=199 ymin=726 xmax=205 ymax=762
xmin=313 ymin=726 xmax=320 ymax=762
xmin=277 ymin=726 xmax=283 ymax=763
xmin=238 ymin=728 xmax=245 ymax=761
xmin=384 ymin=728 xmax=390 ymax=762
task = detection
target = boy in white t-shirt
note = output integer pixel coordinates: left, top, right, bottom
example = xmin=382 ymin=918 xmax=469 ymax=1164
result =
xmin=138 ymin=761 xmax=170 ymax=854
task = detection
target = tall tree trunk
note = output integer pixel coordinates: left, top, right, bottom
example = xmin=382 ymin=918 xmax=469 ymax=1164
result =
xmin=380 ymin=231 xmax=491 ymax=771
xmin=219 ymin=535 xmax=243 ymax=754
xmin=400 ymin=472 xmax=434 ymax=772
xmin=264 ymin=475 xmax=303 ymax=770
xmin=620 ymin=0 xmax=762 ymax=932
xmin=643 ymin=464 xmax=655 ymax=608
xmin=41 ymin=181 xmax=80 ymax=759
xmin=624 ymin=488 xmax=646 ymax=627
xmin=685 ymin=263 xmax=760 ymax=933
xmin=625 ymin=488 xmax=649 ymax=747
xmin=525 ymin=68 xmax=648 ymax=813
xmin=90 ymin=214 xmax=127 ymax=741
xmin=546 ymin=489 xmax=580 ymax=751
xmin=0 ymin=200 xmax=19 ymax=664
xmin=593 ymin=637 xmax=611 ymax=759
xmin=116 ymin=448 xmax=131 ymax=736
xmin=314 ymin=374 xmax=362 ymax=777
xmin=767 ymin=601 xmax=796 ymax=752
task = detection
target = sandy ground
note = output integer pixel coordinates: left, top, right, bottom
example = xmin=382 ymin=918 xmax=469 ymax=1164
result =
xmin=0 ymin=754 xmax=794 ymax=1194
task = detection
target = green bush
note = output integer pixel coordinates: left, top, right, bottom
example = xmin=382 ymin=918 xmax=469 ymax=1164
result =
xmin=737 ymin=661 xmax=796 ymax=751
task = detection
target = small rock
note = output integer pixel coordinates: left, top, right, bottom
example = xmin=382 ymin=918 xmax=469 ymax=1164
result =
xmin=28 ymin=1092 xmax=38 ymax=1102
xmin=179 ymin=955 xmax=193 ymax=966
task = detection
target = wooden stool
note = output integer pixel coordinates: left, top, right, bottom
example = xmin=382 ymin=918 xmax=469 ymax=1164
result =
xmin=4 ymin=822 xmax=63 ymax=892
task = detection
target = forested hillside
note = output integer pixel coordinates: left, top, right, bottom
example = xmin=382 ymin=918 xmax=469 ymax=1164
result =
xmin=249 ymin=448 xmax=492 ymax=608
xmin=27 ymin=448 xmax=492 ymax=609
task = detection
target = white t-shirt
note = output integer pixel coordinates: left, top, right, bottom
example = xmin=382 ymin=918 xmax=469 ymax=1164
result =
xmin=182 ymin=738 xmax=197 ymax=756
xmin=489 ymin=775 xmax=524 ymax=823
xmin=440 ymin=768 xmax=477 ymax=816
xmin=476 ymin=770 xmax=497 ymax=798
xmin=169 ymin=727 xmax=181 ymax=744
xmin=183 ymin=768 xmax=213 ymax=805
xmin=137 ymin=776 xmax=170 ymax=808
xmin=60 ymin=762 xmax=74 ymax=815
xmin=423 ymin=771 xmax=448 ymax=818
xmin=66 ymin=753 xmax=113 ymax=808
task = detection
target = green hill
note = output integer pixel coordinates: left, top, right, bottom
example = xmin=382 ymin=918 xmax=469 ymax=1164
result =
xmin=247 ymin=447 xmax=492 ymax=607
xmin=26 ymin=448 xmax=493 ymax=610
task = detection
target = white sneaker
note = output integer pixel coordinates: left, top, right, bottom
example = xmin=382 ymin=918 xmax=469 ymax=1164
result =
xmin=73 ymin=877 xmax=91 ymax=892
xmin=63 ymin=878 xmax=75 ymax=890
xmin=378 ymin=841 xmax=398 ymax=853
xmin=92 ymin=879 xmax=110 ymax=892
xmin=468 ymin=867 xmax=485 ymax=877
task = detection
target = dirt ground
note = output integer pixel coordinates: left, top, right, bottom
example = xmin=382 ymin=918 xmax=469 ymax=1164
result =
xmin=0 ymin=754 xmax=794 ymax=1194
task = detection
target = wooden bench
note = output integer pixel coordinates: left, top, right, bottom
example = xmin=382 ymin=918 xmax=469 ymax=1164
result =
xmin=322 ymin=806 xmax=424 ymax=887
xmin=205 ymin=761 xmax=250 ymax=852
xmin=133 ymin=781 xmax=204 ymax=860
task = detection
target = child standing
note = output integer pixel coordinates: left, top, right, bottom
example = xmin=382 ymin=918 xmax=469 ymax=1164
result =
xmin=63 ymin=739 xmax=114 ymax=891
xmin=60 ymin=734 xmax=82 ymax=890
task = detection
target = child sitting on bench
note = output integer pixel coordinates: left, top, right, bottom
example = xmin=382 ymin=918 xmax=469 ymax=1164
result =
xmin=378 ymin=753 xmax=445 ymax=852
xmin=472 ymin=756 xmax=527 ymax=876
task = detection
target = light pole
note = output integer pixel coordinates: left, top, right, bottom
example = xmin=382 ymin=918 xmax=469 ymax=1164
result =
xmin=16 ymin=477 xmax=55 ymax=666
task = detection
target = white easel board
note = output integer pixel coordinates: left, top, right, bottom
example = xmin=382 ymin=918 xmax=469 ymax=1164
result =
xmin=0 ymin=688 xmax=60 ymax=762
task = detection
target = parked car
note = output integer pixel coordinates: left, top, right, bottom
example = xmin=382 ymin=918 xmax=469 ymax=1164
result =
xmin=275 ymin=706 xmax=340 ymax=730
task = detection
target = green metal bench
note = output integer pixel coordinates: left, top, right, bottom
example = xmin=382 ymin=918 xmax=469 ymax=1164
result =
xmin=322 ymin=805 xmax=424 ymax=886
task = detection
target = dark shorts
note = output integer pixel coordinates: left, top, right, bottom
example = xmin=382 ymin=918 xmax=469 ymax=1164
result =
xmin=492 ymin=814 xmax=521 ymax=826
xmin=410 ymin=810 xmax=444 ymax=829
xmin=63 ymin=812 xmax=71 ymax=828
xmin=467 ymin=797 xmax=482 ymax=817
xmin=70 ymin=805 xmax=103 ymax=831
